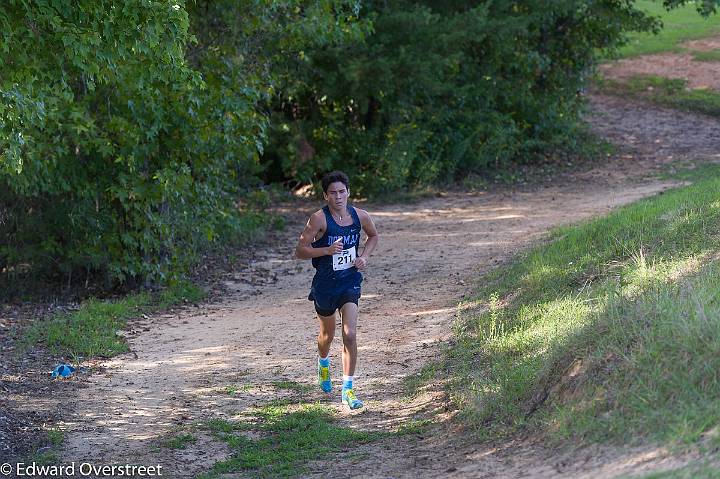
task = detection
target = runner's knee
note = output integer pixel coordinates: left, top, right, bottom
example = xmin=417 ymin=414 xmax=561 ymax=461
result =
xmin=342 ymin=329 xmax=356 ymax=347
xmin=319 ymin=328 xmax=334 ymax=342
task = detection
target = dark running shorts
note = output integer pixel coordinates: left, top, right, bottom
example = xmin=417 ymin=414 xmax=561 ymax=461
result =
xmin=308 ymin=285 xmax=361 ymax=317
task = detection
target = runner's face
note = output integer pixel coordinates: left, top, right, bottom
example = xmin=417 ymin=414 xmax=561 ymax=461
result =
xmin=324 ymin=182 xmax=349 ymax=211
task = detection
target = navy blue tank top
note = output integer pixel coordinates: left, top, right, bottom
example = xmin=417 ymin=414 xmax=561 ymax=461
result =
xmin=311 ymin=205 xmax=362 ymax=284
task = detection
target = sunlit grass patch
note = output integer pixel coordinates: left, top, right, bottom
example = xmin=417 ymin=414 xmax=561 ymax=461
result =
xmin=617 ymin=0 xmax=720 ymax=58
xmin=222 ymin=384 xmax=253 ymax=395
xmin=22 ymin=281 xmax=206 ymax=359
xmin=22 ymin=294 xmax=150 ymax=358
xmin=548 ymin=260 xmax=720 ymax=445
xmin=200 ymin=403 xmax=379 ymax=478
xmin=161 ymin=433 xmax=197 ymax=450
xmin=446 ymin=173 xmax=720 ymax=446
xmin=204 ymin=418 xmax=250 ymax=435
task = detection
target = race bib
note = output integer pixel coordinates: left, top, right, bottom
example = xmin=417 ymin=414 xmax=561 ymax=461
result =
xmin=332 ymin=246 xmax=357 ymax=271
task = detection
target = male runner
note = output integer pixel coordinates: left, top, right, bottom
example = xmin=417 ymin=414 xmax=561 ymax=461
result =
xmin=295 ymin=171 xmax=379 ymax=409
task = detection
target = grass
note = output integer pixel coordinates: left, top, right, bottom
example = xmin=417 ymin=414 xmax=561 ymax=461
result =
xmin=617 ymin=0 xmax=720 ymax=58
xmin=22 ymin=294 xmax=148 ymax=358
xmin=200 ymin=403 xmax=379 ymax=478
xmin=223 ymin=384 xmax=253 ymax=395
xmin=396 ymin=419 xmax=432 ymax=436
xmin=45 ymin=429 xmax=64 ymax=447
xmin=26 ymin=450 xmax=58 ymax=466
xmin=404 ymin=362 xmax=439 ymax=398
xmin=22 ymin=280 xmax=205 ymax=358
xmin=161 ymin=433 xmax=197 ymax=450
xmin=659 ymin=163 xmax=720 ymax=183
xmin=596 ymin=74 xmax=720 ymax=118
xmin=638 ymin=460 xmax=720 ymax=478
xmin=442 ymin=172 xmax=720 ymax=447
xmin=21 ymin=428 xmax=65 ymax=468
xmin=205 ymin=417 xmax=251 ymax=434
xmin=692 ymin=48 xmax=720 ymax=62
xmin=271 ymin=380 xmax=314 ymax=393
xmin=221 ymin=380 xmax=312 ymax=396
xmin=156 ymin=279 xmax=205 ymax=309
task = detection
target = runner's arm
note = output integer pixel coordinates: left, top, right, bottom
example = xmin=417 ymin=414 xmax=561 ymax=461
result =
xmin=355 ymin=209 xmax=378 ymax=270
xmin=295 ymin=212 xmax=341 ymax=259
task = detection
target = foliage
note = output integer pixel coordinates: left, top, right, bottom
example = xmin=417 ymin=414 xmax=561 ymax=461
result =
xmin=0 ymin=0 xmax=716 ymax=289
xmin=263 ymin=0 xmax=662 ymax=195
xmin=664 ymin=0 xmax=719 ymax=16
xmin=0 ymin=1 xmax=361 ymax=289
xmin=1 ymin=1 xmax=206 ymax=287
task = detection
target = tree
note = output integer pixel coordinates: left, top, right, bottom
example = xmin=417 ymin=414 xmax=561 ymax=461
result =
xmin=261 ymin=0 xmax=713 ymax=194
xmin=0 ymin=0 xmax=362 ymax=291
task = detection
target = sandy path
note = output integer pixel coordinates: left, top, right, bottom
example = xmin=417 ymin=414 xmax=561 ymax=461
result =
xmin=58 ymin=95 xmax=719 ymax=478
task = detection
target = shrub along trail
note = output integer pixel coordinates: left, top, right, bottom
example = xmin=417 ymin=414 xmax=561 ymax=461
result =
xmin=57 ymin=96 xmax=720 ymax=478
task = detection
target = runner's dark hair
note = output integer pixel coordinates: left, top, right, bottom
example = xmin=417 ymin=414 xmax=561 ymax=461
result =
xmin=321 ymin=171 xmax=349 ymax=193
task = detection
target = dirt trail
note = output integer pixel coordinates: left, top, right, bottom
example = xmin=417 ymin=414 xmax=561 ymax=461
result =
xmin=49 ymin=92 xmax=720 ymax=478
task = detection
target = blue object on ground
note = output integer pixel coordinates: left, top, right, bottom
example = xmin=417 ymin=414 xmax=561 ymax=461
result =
xmin=51 ymin=363 xmax=76 ymax=378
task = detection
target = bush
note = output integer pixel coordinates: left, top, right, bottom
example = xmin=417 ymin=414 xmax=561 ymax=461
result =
xmin=262 ymin=0 xmax=660 ymax=195
xmin=0 ymin=1 xmax=361 ymax=291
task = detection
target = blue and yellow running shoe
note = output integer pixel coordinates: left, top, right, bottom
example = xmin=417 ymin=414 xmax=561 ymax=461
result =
xmin=318 ymin=359 xmax=332 ymax=393
xmin=341 ymin=388 xmax=364 ymax=409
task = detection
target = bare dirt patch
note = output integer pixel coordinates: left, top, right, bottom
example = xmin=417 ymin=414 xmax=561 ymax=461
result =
xmin=600 ymin=52 xmax=720 ymax=90
xmin=681 ymin=35 xmax=720 ymax=51
xmin=584 ymin=93 xmax=720 ymax=169
xmin=600 ymin=34 xmax=720 ymax=91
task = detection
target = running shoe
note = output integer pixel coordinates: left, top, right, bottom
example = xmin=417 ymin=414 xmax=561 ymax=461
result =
xmin=318 ymin=361 xmax=332 ymax=393
xmin=342 ymin=388 xmax=364 ymax=409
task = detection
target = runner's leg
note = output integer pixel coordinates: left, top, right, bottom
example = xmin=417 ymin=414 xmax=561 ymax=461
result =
xmin=317 ymin=313 xmax=336 ymax=392
xmin=317 ymin=313 xmax=336 ymax=358
xmin=339 ymin=302 xmax=358 ymax=376
xmin=339 ymin=302 xmax=363 ymax=409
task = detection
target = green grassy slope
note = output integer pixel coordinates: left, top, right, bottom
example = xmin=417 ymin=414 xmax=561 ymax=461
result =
xmin=446 ymin=166 xmax=720 ymax=448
